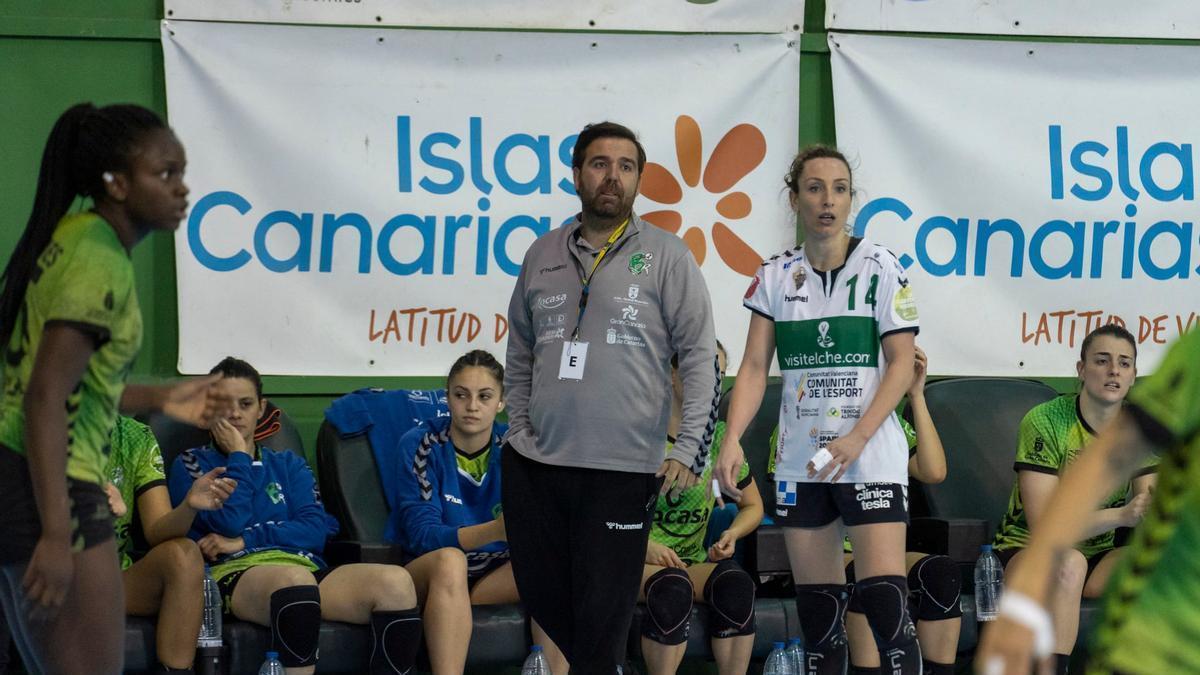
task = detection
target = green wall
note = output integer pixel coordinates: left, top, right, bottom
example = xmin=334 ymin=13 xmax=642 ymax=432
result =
xmin=0 ymin=1 xmax=1073 ymax=460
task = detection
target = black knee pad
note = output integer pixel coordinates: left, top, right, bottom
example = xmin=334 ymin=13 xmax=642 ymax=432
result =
xmin=854 ymin=576 xmax=921 ymax=673
xmin=641 ymin=567 xmax=694 ymax=645
xmin=269 ymin=585 xmax=322 ymax=668
xmin=847 ymin=586 xmax=865 ymax=614
xmin=370 ymin=608 xmax=422 ymax=675
xmin=702 ymin=560 xmax=755 ymax=638
xmin=845 ymin=559 xmax=864 ymax=615
xmin=908 ymin=554 xmax=963 ymax=621
xmin=794 ymin=583 xmax=849 ymax=675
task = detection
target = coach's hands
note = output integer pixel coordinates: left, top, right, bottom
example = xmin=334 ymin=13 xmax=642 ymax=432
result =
xmin=657 ymin=459 xmax=700 ymax=500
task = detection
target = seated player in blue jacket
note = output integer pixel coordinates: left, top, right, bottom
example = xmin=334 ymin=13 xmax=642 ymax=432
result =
xmin=168 ymin=357 xmax=422 ymax=675
xmin=387 ymin=349 xmax=565 ymax=674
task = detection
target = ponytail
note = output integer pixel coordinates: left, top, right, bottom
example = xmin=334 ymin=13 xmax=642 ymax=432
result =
xmin=0 ymin=103 xmax=166 ymax=344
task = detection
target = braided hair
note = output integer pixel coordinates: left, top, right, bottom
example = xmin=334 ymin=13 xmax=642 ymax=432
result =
xmin=0 ymin=103 xmax=166 ymax=344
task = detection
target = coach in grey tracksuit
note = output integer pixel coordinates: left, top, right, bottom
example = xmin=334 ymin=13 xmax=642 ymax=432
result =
xmin=502 ymin=121 xmax=719 ymax=674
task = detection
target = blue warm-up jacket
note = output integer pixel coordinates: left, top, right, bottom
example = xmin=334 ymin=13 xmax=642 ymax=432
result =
xmin=386 ymin=417 xmax=509 ymax=576
xmin=325 ymin=388 xmax=449 ymax=512
xmin=168 ymin=445 xmax=339 ymax=566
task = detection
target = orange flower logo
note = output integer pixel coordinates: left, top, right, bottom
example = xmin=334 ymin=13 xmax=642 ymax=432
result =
xmin=639 ymin=115 xmax=766 ymax=276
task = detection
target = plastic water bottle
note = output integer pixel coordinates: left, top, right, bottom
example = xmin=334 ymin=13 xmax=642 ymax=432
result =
xmin=764 ymin=640 xmax=794 ymax=675
xmin=786 ymin=637 xmax=804 ymax=673
xmin=195 ymin=567 xmax=223 ymax=675
xmin=199 ymin=567 xmax=223 ymax=647
xmin=521 ymin=645 xmax=550 ymax=675
xmin=257 ymin=651 xmax=284 ymax=675
xmin=975 ymin=544 xmax=1003 ymax=622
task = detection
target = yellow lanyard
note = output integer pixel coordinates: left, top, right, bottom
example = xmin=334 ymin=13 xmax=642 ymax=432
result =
xmin=571 ymin=219 xmax=629 ymax=341
xmin=580 ymin=219 xmax=628 ymax=285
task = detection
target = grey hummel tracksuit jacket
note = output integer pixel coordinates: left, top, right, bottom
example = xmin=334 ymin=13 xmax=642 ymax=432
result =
xmin=504 ymin=213 xmax=720 ymax=476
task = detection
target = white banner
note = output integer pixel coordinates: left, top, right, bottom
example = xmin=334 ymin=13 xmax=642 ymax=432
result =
xmin=164 ymin=21 xmax=799 ymax=376
xmin=165 ymin=0 xmax=804 ymax=34
xmin=830 ymin=33 xmax=1200 ymax=377
xmin=827 ymin=0 xmax=1200 ymax=40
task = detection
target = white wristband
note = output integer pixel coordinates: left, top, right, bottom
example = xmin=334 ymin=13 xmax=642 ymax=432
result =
xmin=997 ymin=590 xmax=1054 ymax=658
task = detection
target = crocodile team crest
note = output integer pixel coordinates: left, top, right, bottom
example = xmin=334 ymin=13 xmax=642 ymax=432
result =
xmin=628 ymin=252 xmax=653 ymax=276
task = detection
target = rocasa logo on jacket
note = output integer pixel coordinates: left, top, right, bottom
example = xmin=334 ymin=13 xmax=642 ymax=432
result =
xmin=639 ymin=115 xmax=766 ymax=276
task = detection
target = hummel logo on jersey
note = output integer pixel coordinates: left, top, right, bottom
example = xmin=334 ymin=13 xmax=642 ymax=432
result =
xmin=784 ymin=294 xmax=808 ymax=302
xmin=408 ymin=390 xmax=438 ymax=404
xmin=444 ymin=494 xmax=463 ymax=505
xmin=605 ymin=521 xmax=644 ymax=530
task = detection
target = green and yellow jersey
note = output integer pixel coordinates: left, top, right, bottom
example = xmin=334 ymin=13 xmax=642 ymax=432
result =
xmin=649 ymin=422 xmax=752 ymax=565
xmin=993 ymin=395 xmax=1157 ymax=558
xmin=1091 ymin=330 xmax=1200 ymax=675
xmin=107 ymin=416 xmax=166 ymax=570
xmin=0 ymin=213 xmax=142 ymax=485
xmin=456 ymin=443 xmax=491 ymax=484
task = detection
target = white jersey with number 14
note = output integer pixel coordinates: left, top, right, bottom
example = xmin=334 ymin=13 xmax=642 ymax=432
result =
xmin=743 ymin=239 xmax=919 ymax=484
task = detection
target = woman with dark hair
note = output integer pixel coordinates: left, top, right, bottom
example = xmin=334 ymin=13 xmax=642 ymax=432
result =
xmin=169 ymin=357 xmax=423 ymax=675
xmin=0 ymin=102 xmax=227 ymax=674
xmin=977 ymin=329 xmax=1197 ymax=675
xmin=717 ymin=146 xmax=923 ymax=674
xmin=388 ymin=349 xmax=565 ymax=674
xmin=990 ymin=324 xmax=1155 ymax=673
